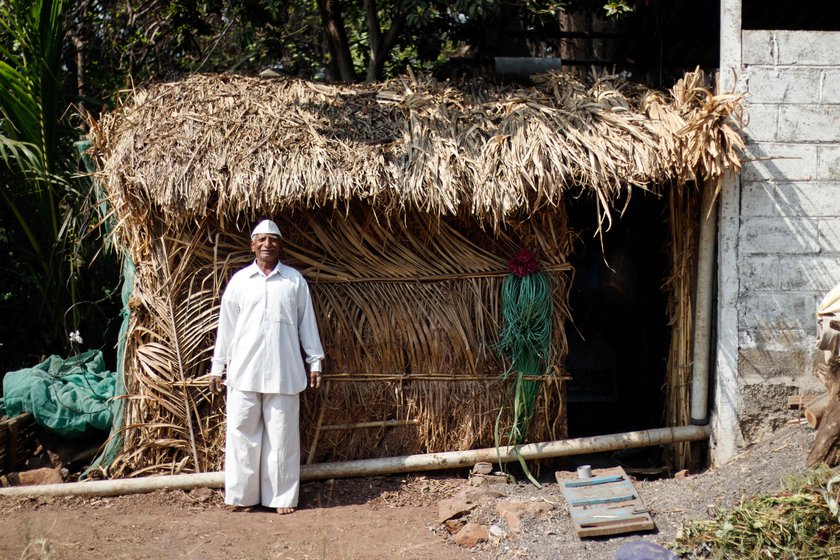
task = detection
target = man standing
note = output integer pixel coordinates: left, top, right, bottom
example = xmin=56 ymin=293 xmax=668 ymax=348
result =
xmin=209 ymin=219 xmax=324 ymax=514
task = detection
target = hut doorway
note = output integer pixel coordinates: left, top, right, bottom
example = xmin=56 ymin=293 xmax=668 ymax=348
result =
xmin=565 ymin=193 xmax=672 ymax=441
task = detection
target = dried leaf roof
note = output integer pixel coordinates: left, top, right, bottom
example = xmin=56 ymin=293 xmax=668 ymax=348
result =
xmin=88 ymin=70 xmax=743 ymax=228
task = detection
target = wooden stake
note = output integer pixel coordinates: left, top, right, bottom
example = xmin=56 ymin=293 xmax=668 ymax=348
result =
xmin=306 ymin=381 xmax=330 ymax=465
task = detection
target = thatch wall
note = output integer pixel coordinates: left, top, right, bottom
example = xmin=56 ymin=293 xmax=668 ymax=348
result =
xmin=87 ymin=70 xmax=742 ymax=477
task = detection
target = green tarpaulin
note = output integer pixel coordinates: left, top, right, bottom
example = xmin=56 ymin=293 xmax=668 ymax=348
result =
xmin=1 ymin=350 xmax=115 ymax=438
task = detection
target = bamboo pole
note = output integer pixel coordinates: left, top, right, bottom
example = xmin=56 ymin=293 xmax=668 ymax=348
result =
xmin=306 ymin=381 xmax=330 ymax=465
xmin=0 ymin=425 xmax=709 ymax=498
xmin=690 ymin=178 xmax=718 ymax=425
xmin=320 ymin=419 xmax=420 ymax=431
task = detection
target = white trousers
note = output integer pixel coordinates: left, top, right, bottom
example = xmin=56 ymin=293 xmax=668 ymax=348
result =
xmin=224 ymin=389 xmax=300 ymax=508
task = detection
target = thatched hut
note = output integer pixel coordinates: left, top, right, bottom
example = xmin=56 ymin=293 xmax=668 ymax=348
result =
xmin=87 ymin=70 xmax=742 ymax=478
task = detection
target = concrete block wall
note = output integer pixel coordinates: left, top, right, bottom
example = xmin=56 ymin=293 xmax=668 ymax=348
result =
xmin=736 ymin=30 xmax=840 ymax=438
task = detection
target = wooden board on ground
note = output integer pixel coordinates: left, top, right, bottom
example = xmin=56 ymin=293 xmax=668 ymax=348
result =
xmin=557 ymin=466 xmax=655 ymax=538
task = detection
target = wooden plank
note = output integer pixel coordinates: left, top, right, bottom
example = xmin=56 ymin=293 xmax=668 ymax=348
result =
xmin=575 ymin=505 xmax=644 ymax=526
xmin=788 ymin=395 xmax=821 ymax=409
xmin=564 ymin=475 xmax=625 ymax=488
xmin=569 ymin=494 xmax=635 ymax=507
xmin=557 ymin=466 xmax=655 ymax=539
xmin=580 ymin=514 xmax=646 ymax=528
xmin=577 ymin=517 xmax=655 ymax=538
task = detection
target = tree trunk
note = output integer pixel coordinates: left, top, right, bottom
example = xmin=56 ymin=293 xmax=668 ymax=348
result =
xmin=363 ymin=0 xmax=405 ymax=82
xmin=806 ymin=361 xmax=840 ymax=467
xmin=316 ymin=0 xmax=355 ymax=82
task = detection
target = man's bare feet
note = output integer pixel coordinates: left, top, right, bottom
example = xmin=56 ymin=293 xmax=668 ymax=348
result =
xmin=229 ymin=505 xmax=257 ymax=513
xmin=276 ymin=507 xmax=295 ymax=515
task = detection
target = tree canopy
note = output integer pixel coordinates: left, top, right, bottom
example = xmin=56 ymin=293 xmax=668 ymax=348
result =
xmin=64 ymin=0 xmax=641 ymax=99
xmin=0 ymin=0 xmax=727 ymax=368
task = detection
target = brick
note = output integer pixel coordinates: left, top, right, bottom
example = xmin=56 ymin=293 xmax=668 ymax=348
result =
xmin=739 ymin=217 xmax=820 ymax=254
xmin=779 ymin=106 xmax=840 ymax=142
xmin=743 ymin=30 xmax=840 ymax=66
xmin=739 ymin=255 xmax=779 ymax=292
xmin=738 ymin=347 xmax=812 ymax=382
xmin=818 ymin=70 xmax=840 ymax=104
xmin=738 ymin=293 xmax=817 ymax=330
xmin=778 ymin=256 xmax=840 ymax=291
xmin=741 ymin=143 xmax=817 ymax=182
xmin=819 ymin=217 xmax=840 ymax=252
xmin=746 ymin=67 xmax=820 ymax=104
xmin=817 ymin=145 xmax=840 ymax=180
xmin=743 ymin=104 xmax=777 ymax=143
xmin=741 ymin=181 xmax=840 ymax=217
xmin=738 ymin=328 xmax=813 ymax=351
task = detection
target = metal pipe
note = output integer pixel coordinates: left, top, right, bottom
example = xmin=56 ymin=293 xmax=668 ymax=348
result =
xmin=690 ymin=179 xmax=718 ymax=425
xmin=0 ymin=425 xmax=709 ymax=498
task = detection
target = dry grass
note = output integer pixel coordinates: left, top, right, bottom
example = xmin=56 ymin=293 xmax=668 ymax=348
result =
xmin=88 ymin=69 xmax=742 ymax=233
xmin=664 ymin=182 xmax=700 ymax=469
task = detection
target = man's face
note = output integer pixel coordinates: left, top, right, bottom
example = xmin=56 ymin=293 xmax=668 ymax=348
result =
xmin=251 ymin=233 xmax=281 ymax=266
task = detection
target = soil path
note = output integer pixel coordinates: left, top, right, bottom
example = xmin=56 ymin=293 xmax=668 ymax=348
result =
xmin=1 ymin=478 xmax=470 ymax=560
xmin=0 ymin=423 xmax=816 ymax=560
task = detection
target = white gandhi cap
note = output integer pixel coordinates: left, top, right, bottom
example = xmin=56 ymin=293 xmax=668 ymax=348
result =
xmin=251 ymin=219 xmax=282 ymax=238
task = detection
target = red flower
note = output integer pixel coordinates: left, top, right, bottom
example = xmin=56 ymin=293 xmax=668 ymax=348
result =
xmin=508 ymin=248 xmax=541 ymax=277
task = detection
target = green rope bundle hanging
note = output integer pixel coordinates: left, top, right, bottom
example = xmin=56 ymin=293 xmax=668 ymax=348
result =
xmin=497 ymin=248 xmax=554 ymax=451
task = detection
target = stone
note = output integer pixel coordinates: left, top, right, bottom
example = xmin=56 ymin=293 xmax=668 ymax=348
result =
xmin=10 ymin=467 xmax=64 ymax=486
xmin=444 ymin=519 xmax=466 ymax=534
xmin=488 ymin=524 xmax=506 ymax=546
xmin=468 ymin=473 xmax=509 ymax=487
xmin=471 ymin=461 xmax=493 ymax=475
xmin=495 ymin=499 xmax=554 ymax=519
xmin=452 ymin=522 xmax=489 ymax=548
xmin=438 ymin=494 xmax=478 ymax=523
xmin=438 ymin=487 xmax=506 ymax=523
xmin=495 ymin=499 xmax=555 ymax=534
xmin=503 ymin=510 xmax=522 ymax=534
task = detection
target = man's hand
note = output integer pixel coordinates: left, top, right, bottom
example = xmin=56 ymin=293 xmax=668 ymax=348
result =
xmin=209 ymin=376 xmax=224 ymax=395
xmin=309 ymin=370 xmax=322 ymax=389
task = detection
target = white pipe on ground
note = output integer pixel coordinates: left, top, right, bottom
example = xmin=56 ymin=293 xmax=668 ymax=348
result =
xmin=690 ymin=179 xmax=718 ymax=425
xmin=0 ymin=425 xmax=709 ymax=498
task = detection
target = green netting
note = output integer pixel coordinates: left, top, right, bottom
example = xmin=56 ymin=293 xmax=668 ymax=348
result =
xmin=1 ymin=350 xmax=115 ymax=437
xmin=81 ymin=255 xmax=133 ymax=478
xmin=73 ymin=138 xmax=134 ymax=478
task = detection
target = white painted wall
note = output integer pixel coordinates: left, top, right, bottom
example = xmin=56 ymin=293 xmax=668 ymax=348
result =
xmin=739 ymin=29 xmax=840 ymax=390
xmin=714 ymin=3 xmax=840 ymax=462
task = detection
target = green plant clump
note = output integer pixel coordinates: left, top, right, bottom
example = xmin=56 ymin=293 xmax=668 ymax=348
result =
xmin=672 ymin=467 xmax=840 ymax=559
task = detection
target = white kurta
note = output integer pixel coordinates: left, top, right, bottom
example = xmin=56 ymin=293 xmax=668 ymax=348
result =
xmin=210 ymin=260 xmax=324 ymax=508
xmin=210 ymin=261 xmax=324 ymax=392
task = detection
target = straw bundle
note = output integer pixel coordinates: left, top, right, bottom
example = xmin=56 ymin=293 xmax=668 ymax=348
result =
xmin=664 ymin=183 xmax=699 ymax=470
xmin=86 ymin=69 xmax=743 ymax=477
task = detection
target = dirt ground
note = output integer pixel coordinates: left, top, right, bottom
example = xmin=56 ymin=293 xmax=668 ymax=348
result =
xmin=0 ymin=421 xmax=819 ymax=560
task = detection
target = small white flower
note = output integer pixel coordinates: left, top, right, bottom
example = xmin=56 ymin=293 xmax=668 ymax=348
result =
xmin=69 ymin=330 xmax=83 ymax=345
